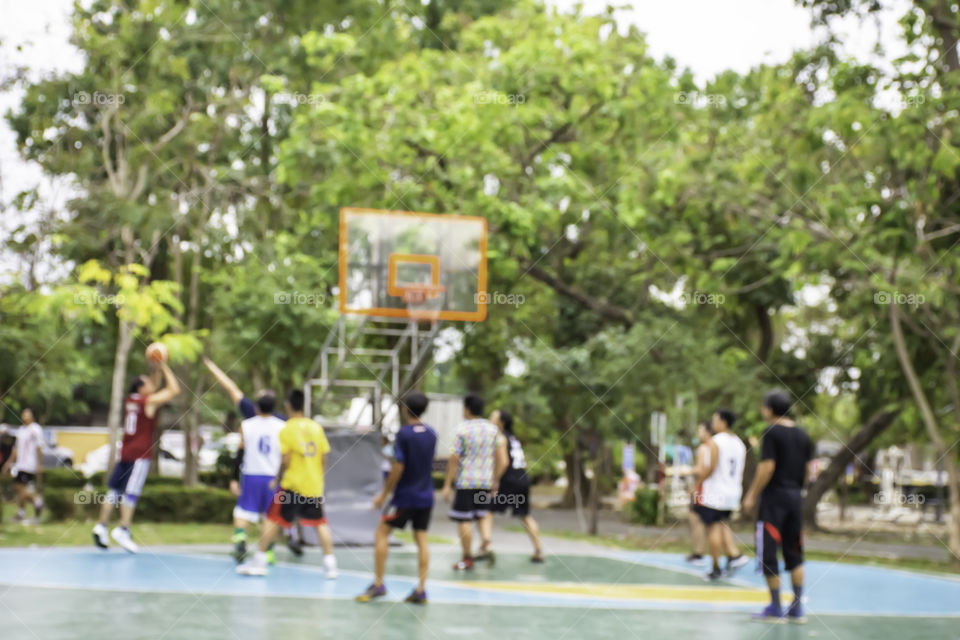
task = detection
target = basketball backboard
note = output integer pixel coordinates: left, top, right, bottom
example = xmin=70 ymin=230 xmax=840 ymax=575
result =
xmin=338 ymin=208 xmax=488 ymax=321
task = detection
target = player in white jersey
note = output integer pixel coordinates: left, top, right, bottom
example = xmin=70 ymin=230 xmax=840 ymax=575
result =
xmin=231 ymin=393 xmax=284 ymax=563
xmin=698 ymin=408 xmax=749 ymax=580
xmin=687 ymin=421 xmax=713 ymax=565
xmin=1 ymin=409 xmax=45 ymax=521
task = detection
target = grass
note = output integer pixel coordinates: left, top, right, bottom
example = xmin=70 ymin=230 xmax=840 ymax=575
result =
xmin=390 ymin=529 xmax=454 ymax=545
xmin=519 ymin=525 xmax=960 ymax=576
xmin=0 ymin=519 xmax=234 ymax=547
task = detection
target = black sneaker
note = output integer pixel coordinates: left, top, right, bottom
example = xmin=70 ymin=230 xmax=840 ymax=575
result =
xmin=530 ymin=554 xmax=545 ymax=564
xmin=233 ymin=539 xmax=247 ymax=563
xmin=705 ymin=567 xmax=723 ymax=581
xmin=404 ymin=589 xmax=427 ymax=604
xmin=286 ymin=536 xmax=304 ymax=557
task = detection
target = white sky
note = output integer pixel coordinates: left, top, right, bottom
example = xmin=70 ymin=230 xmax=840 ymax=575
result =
xmin=0 ymin=0 xmax=910 ymax=281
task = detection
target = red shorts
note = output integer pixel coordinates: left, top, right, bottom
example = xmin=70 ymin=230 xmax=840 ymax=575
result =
xmin=267 ymin=489 xmax=326 ymax=527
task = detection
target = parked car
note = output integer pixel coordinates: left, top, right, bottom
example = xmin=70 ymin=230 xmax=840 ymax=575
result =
xmin=42 ymin=445 xmax=75 ymax=469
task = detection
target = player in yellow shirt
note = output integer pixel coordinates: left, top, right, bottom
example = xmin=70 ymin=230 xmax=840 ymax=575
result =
xmin=237 ymin=389 xmax=338 ymax=578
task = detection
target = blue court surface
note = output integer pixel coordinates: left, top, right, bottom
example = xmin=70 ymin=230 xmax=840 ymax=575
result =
xmin=0 ymin=545 xmax=956 ymax=638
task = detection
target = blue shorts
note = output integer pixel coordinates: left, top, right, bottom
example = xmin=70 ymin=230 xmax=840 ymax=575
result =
xmin=107 ymin=459 xmax=151 ymax=506
xmin=233 ymin=474 xmax=275 ymax=522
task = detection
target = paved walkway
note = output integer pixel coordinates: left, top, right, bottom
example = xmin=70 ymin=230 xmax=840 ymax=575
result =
xmin=430 ymin=506 xmax=953 ymax=562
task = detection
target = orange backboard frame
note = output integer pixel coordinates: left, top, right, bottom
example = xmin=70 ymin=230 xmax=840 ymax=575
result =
xmin=338 ymin=207 xmax=488 ymax=322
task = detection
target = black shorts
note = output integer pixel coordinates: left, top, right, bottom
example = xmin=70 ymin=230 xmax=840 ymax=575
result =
xmin=14 ymin=471 xmax=37 ymax=486
xmin=267 ymin=489 xmax=326 ymax=527
xmin=694 ymin=504 xmax=732 ymax=526
xmin=757 ymin=490 xmax=804 ymax=576
xmin=488 ymin=483 xmax=530 ymax=517
xmin=449 ymin=488 xmax=491 ymax=521
xmin=382 ymin=506 xmax=432 ymax=531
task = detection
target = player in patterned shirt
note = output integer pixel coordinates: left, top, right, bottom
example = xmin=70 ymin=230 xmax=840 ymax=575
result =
xmin=441 ymin=394 xmax=508 ymax=570
xmin=93 ymin=362 xmax=180 ymax=553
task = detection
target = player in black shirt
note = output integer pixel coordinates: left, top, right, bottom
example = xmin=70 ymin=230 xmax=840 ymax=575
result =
xmin=743 ymin=390 xmax=813 ymax=624
xmin=486 ymin=409 xmax=544 ymax=562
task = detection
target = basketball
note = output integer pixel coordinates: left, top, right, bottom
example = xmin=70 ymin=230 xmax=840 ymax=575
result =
xmin=146 ymin=342 xmax=168 ymax=364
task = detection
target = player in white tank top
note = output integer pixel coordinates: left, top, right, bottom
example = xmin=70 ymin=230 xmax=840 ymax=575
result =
xmin=702 ymin=409 xmax=749 ymax=580
xmin=701 ymin=431 xmax=746 ymax=511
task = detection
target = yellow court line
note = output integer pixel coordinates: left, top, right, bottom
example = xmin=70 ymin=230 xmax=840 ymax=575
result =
xmin=457 ymin=581 xmax=789 ymax=605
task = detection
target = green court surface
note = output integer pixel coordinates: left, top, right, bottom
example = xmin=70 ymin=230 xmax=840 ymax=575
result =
xmin=0 ymin=547 xmax=956 ymax=639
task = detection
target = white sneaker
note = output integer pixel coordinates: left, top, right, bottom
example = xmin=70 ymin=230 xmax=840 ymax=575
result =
xmin=237 ymin=552 xmax=268 ymax=576
xmin=725 ymin=555 xmax=749 ymax=574
xmin=323 ymin=554 xmax=338 ymax=579
xmin=110 ymin=526 xmax=138 ymax=553
xmin=92 ymin=523 xmax=109 ymax=549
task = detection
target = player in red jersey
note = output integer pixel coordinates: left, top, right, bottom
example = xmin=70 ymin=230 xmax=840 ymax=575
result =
xmin=92 ymin=362 xmax=180 ymax=552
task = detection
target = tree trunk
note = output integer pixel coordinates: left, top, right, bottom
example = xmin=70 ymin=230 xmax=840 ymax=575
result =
xmin=571 ymin=435 xmax=586 ymax=533
xmin=755 ymin=303 xmax=773 ymax=363
xmin=803 ymin=408 xmax=899 ymax=528
xmin=182 ymin=246 xmax=202 ymax=485
xmin=890 ymin=305 xmax=960 ymax=559
xmin=588 ymin=449 xmax=600 ymax=535
xmin=106 ymin=319 xmax=136 ymax=473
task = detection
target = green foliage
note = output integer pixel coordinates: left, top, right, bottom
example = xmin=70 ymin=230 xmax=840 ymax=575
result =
xmin=43 ymin=485 xmax=235 ymax=523
xmin=623 ymin=488 xmax=660 ymax=526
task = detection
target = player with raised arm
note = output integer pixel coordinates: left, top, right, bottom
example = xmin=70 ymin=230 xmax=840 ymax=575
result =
xmin=356 ymin=392 xmax=438 ymax=604
xmin=92 ymin=352 xmax=180 ymax=552
xmin=743 ymin=390 xmax=814 ymax=624
xmin=441 ymin=394 xmax=508 ymax=570
xmin=3 ymin=409 xmax=46 ymax=522
xmin=230 ymin=392 xmax=284 ymax=563
xmin=236 ymin=389 xmax=337 ymax=578
xmin=203 ymin=356 xmax=303 ymax=556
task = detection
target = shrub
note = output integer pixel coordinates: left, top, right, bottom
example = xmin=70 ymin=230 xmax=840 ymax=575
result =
xmin=41 ymin=468 xmax=87 ymax=488
xmin=199 ymin=469 xmax=231 ymax=489
xmin=43 ymin=485 xmax=235 ymax=523
xmin=624 ymin=487 xmax=659 ymax=525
